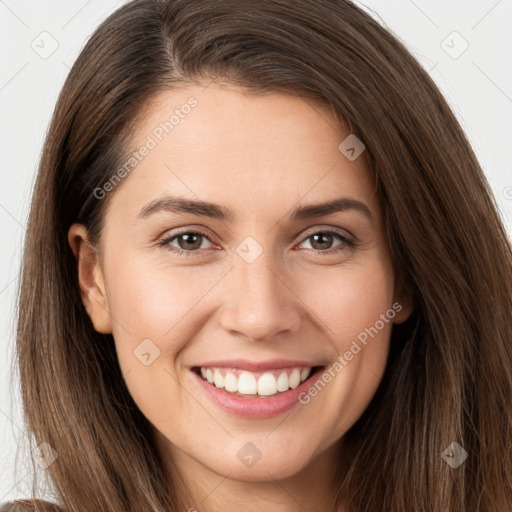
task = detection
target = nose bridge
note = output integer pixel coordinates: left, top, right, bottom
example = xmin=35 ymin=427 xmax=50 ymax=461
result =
xmin=219 ymin=236 xmax=301 ymax=341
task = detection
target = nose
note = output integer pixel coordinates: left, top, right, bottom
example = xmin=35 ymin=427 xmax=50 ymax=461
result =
xmin=218 ymin=245 xmax=302 ymax=342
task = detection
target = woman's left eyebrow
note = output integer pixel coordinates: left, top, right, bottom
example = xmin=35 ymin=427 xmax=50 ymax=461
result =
xmin=135 ymin=194 xmax=373 ymax=224
xmin=289 ymin=196 xmax=373 ymax=223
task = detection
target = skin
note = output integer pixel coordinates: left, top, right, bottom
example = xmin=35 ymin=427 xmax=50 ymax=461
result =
xmin=68 ymin=83 xmax=413 ymax=512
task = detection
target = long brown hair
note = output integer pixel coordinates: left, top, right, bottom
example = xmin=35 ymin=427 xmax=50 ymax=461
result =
xmin=12 ymin=0 xmax=512 ymax=510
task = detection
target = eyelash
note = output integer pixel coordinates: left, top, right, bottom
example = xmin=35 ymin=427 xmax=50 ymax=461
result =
xmin=157 ymin=228 xmax=356 ymax=257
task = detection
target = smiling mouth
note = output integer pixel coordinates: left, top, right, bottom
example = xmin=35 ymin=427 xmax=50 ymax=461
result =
xmin=192 ymin=365 xmax=323 ymax=398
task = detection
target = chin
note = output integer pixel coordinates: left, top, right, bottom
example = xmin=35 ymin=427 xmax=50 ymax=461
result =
xmin=198 ymin=442 xmax=314 ymax=482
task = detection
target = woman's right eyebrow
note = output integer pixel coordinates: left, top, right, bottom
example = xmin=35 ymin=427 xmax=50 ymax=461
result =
xmin=135 ymin=194 xmax=374 ymax=225
xmin=136 ymin=195 xmax=234 ymax=222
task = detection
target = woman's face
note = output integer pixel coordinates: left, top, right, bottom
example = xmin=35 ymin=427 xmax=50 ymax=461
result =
xmin=69 ymin=84 xmax=412 ymax=483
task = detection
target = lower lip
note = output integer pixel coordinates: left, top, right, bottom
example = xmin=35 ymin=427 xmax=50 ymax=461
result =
xmin=191 ymin=368 xmax=321 ymax=419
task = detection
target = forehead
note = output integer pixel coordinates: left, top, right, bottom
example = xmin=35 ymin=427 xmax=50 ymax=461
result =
xmin=105 ymin=83 xmax=380 ymax=224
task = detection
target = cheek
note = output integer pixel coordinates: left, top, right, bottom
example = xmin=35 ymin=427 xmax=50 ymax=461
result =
xmin=294 ymin=266 xmax=395 ymax=442
xmin=105 ymin=257 xmax=219 ymax=331
xmin=299 ymin=260 xmax=394 ymax=347
xmin=104 ymin=257 xmax=228 ymax=373
xmin=103 ymin=260 xmax=214 ymax=425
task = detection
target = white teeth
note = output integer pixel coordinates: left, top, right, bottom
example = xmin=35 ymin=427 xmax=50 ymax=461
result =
xmin=300 ymin=367 xmax=312 ymax=382
xmin=224 ymin=372 xmax=238 ymax=392
xmin=288 ymin=368 xmax=301 ymax=389
xmin=198 ymin=366 xmax=315 ymax=396
xmin=276 ymin=372 xmax=289 ymax=392
xmin=257 ymin=372 xmax=277 ymax=396
xmin=238 ymin=371 xmax=257 ymax=394
xmin=213 ymin=369 xmax=224 ymax=388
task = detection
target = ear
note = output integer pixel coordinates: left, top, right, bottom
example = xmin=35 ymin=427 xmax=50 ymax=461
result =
xmin=392 ymin=275 xmax=414 ymax=324
xmin=67 ymin=223 xmax=112 ymax=334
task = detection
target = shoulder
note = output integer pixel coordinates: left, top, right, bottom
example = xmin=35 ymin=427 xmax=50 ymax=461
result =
xmin=0 ymin=500 xmax=64 ymax=512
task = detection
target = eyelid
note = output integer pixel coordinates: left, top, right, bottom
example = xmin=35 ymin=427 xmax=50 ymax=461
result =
xmin=297 ymin=225 xmax=355 ymax=243
xmin=159 ymin=225 xmax=217 ymax=242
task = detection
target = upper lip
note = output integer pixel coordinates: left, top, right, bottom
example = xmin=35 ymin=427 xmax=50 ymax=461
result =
xmin=193 ymin=359 xmax=323 ymax=372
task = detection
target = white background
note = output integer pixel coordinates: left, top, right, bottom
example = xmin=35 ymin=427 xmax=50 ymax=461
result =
xmin=1 ymin=0 xmax=511 ymax=503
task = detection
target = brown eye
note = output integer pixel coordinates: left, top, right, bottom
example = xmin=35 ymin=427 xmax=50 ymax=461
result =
xmin=298 ymin=229 xmax=355 ymax=254
xmin=175 ymin=233 xmax=205 ymax=251
xmin=309 ymin=232 xmax=337 ymax=250
xmin=159 ymin=230 xmax=214 ymax=255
